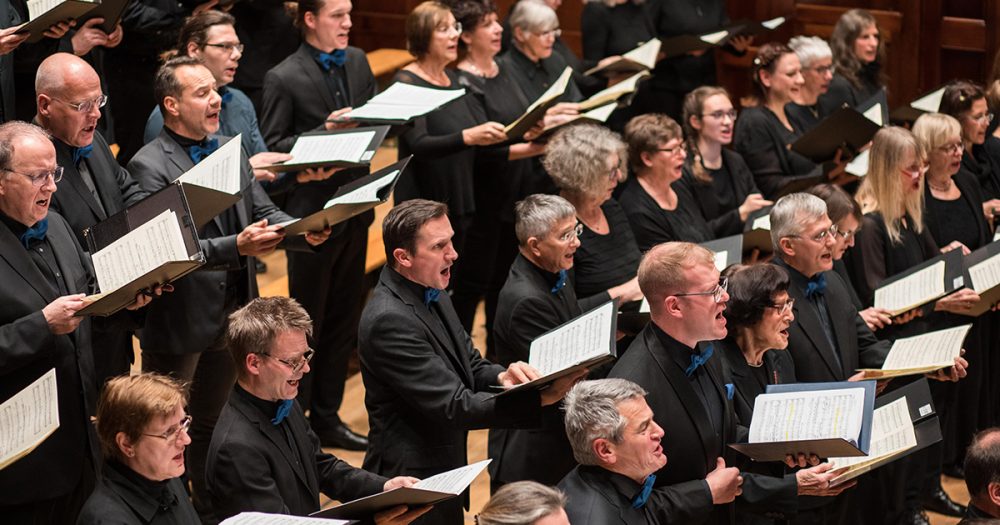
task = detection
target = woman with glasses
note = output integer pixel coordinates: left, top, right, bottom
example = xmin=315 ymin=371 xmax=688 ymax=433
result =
xmin=733 ymin=43 xmax=848 ymax=200
xmin=542 ymin=124 xmax=642 ymax=305
xmin=817 ymin=9 xmax=886 ymax=118
xmin=939 ymin=80 xmax=1000 ymax=212
xmin=499 ymin=0 xmax=582 ymax=109
xmin=680 ymin=86 xmax=771 ymax=238
xmin=787 ymin=36 xmax=834 ymax=132
xmin=618 ymin=113 xmax=714 ymax=251
xmin=78 ymin=373 xmax=199 ymax=524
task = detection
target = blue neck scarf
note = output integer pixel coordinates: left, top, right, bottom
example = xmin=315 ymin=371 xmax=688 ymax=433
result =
xmin=550 ymin=269 xmax=568 ymax=294
xmin=316 ymin=49 xmax=347 ymax=71
xmin=19 ymin=218 xmax=48 ymax=248
xmin=73 ymin=144 xmax=93 ymax=165
xmin=685 ymin=343 xmax=714 ymax=377
xmin=271 ymin=399 xmax=293 ymax=425
xmin=805 ymin=273 xmax=827 ymax=299
xmin=424 ymin=287 xmax=441 ymax=307
xmin=631 ymin=474 xmax=656 ymax=508
xmin=188 ymin=138 xmax=220 ymax=163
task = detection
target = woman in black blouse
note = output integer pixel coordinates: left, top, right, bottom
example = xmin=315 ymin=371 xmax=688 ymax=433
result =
xmin=817 ymin=9 xmax=886 ymax=117
xmin=542 ymin=123 xmax=642 ymax=304
xmin=679 ymin=86 xmax=771 ymax=237
xmin=618 ymin=113 xmax=713 ymax=251
xmin=787 ymin=36 xmax=833 ymax=133
xmin=733 ymin=43 xmax=847 ymax=200
xmin=939 ymin=80 xmax=1000 ymax=212
xmin=498 ymin=0 xmax=582 ymax=107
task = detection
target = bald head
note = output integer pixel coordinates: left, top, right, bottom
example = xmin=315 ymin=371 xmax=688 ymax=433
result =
xmin=36 ymin=53 xmax=99 ymax=97
xmin=35 ymin=53 xmax=104 ymax=147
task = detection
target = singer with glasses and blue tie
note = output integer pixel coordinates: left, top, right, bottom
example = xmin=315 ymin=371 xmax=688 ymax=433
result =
xmin=127 ymin=56 xmax=332 ymax=522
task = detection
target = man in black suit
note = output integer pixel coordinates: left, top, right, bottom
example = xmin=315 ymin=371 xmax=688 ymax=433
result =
xmin=259 ymin=0 xmax=376 ymax=451
xmin=36 ymin=52 xmax=147 ymax=385
xmin=128 ymin=56 xmax=330 ymax=520
xmin=359 ymin=199 xmax=585 ymax=524
xmin=208 ymin=296 xmax=427 ymax=524
xmin=962 ymin=427 xmax=1000 ymax=520
xmin=0 ymin=121 xmax=153 ymax=522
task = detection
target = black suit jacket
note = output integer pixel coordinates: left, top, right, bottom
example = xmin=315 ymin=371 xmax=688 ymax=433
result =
xmin=0 ymin=211 xmax=100 ymax=505
xmin=207 ymin=386 xmax=387 ymax=520
xmin=0 ymin=0 xmax=20 ymax=122
xmin=717 ymin=338 xmax=797 ymax=427
xmin=559 ymin=465 xmax=667 ymax=525
xmin=609 ymin=325 xmax=798 ymax=524
xmin=127 ymin=130 xmax=302 ymax=354
xmin=77 ymin=461 xmax=199 ymax=524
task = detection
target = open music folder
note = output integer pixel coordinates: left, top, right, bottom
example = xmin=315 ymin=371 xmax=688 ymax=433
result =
xmin=538 ymin=103 xmax=617 ymax=139
xmin=257 ymin=126 xmax=389 ymax=173
xmin=578 ymin=70 xmax=650 ymax=111
xmin=729 ymin=380 xmax=877 ymax=462
xmin=963 ymin=239 xmax=1000 ymax=316
xmin=504 ymin=67 xmax=574 ymax=140
xmin=873 ymin=249 xmax=965 ymax=316
xmin=791 ymin=106 xmax=881 ymax=164
xmin=1 ymin=369 xmax=58 ymax=471
xmin=494 ymin=299 xmax=618 ymax=396
xmin=17 ymin=0 xmax=95 ymax=43
xmin=344 ymin=82 xmax=466 ymax=124
xmin=277 ymin=156 xmax=409 ymax=236
xmin=221 ymin=513 xmax=354 ymax=525
xmin=659 ymin=16 xmax=785 ymax=59
xmin=584 ymin=38 xmax=661 ymax=76
xmin=312 ymin=460 xmax=491 ymax=520
xmin=859 ymin=324 xmax=972 ymax=379
xmin=742 ymin=209 xmax=774 ymax=254
xmin=79 ymin=184 xmax=206 ymax=317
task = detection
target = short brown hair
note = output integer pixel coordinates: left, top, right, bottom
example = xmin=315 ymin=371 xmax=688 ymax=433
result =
xmin=623 ymin=113 xmax=682 ymax=174
xmin=638 ymin=242 xmax=715 ymax=308
xmin=940 ymin=80 xmax=985 ymax=120
xmin=178 ymin=11 xmax=236 ymax=56
xmin=805 ymin=183 xmax=862 ymax=225
xmin=382 ymin=199 xmax=449 ymax=268
xmin=406 ymin=1 xmax=453 ymax=59
xmin=95 ymin=373 xmax=188 ymax=463
xmin=227 ymin=296 xmax=314 ymax=380
xmin=751 ymin=42 xmax=796 ymax=101
xmin=153 ymin=56 xmax=204 ymax=115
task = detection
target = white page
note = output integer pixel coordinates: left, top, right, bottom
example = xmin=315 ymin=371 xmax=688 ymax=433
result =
xmin=714 ymin=250 xmax=729 ymax=271
xmin=846 ymin=149 xmax=870 ymax=177
xmin=347 ymin=83 xmax=465 ymax=121
xmin=748 ymin=387 xmax=866 ymax=444
xmin=220 ymin=513 xmax=351 ymax=525
xmin=862 ymin=103 xmax=884 ymax=126
xmin=761 ymin=17 xmax=786 ymax=30
xmin=177 ymin=135 xmax=242 ymax=195
xmin=700 ymin=30 xmax=729 ymax=44
xmin=752 ymin=214 xmax=771 ymax=230
xmin=829 ymin=397 xmax=915 ymax=470
xmin=26 ymin=0 xmax=77 ymax=20
xmin=639 ymin=297 xmax=650 ymax=313
xmin=91 ymin=210 xmax=189 ymax=293
xmin=288 ymin=130 xmax=376 ymax=165
xmin=324 ymin=170 xmax=398 ymax=207
xmin=874 ymin=260 xmax=945 ymax=313
xmin=346 ymin=103 xmax=445 ymax=121
xmin=583 ymin=103 xmax=617 ymax=122
xmin=582 ymin=71 xmax=648 ymax=109
xmin=911 ymin=88 xmax=945 ymax=113
xmin=413 ymin=459 xmax=491 ymax=494
xmin=622 ymin=38 xmax=661 ymax=68
xmin=969 ymin=252 xmax=1000 ymax=294
xmin=0 ymin=369 xmax=58 ymax=469
xmin=529 ymin=301 xmax=615 ymax=376
xmin=522 ymin=67 xmax=573 ymax=116
xmin=880 ymin=325 xmax=971 ymax=371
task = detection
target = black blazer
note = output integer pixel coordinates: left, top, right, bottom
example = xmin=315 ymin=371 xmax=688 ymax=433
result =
xmin=207 ymin=387 xmax=387 ymax=520
xmin=0 ymin=0 xmax=20 ymax=121
xmin=127 ymin=131 xmax=302 ymax=355
xmin=679 ymin=149 xmax=761 ymax=238
xmin=717 ymin=338 xmax=797 ymax=427
xmin=924 ymin=170 xmax=993 ymax=252
xmin=609 ymin=325 xmax=798 ymax=524
xmin=559 ymin=464 xmax=672 ymax=525
xmin=732 ymin=106 xmax=823 ymax=200
xmin=775 ymin=259 xmax=890 ymax=383
xmin=0 ymin=211 xmax=101 ymax=505
xmin=50 ymin=131 xmax=147 ymax=246
xmin=77 ymin=461 xmax=199 ymax=525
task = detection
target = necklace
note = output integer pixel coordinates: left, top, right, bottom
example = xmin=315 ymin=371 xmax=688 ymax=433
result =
xmin=927 ymin=177 xmax=953 ymax=192
xmin=463 ymin=58 xmax=498 ymax=78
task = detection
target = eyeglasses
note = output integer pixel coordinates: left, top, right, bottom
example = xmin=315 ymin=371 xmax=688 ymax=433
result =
xmin=657 ymin=142 xmax=687 ymax=156
xmin=789 ymin=225 xmax=837 ymax=243
xmin=204 ymin=42 xmax=245 ymax=54
xmin=967 ymin=112 xmax=994 ymax=124
xmin=807 ymin=64 xmax=833 ymax=75
xmin=900 ymin=164 xmax=928 ymax=177
xmin=52 ymin=94 xmax=108 ymax=113
xmin=2 ymin=166 xmax=64 ymax=186
xmin=674 ymin=276 xmax=729 ymax=303
xmin=142 ymin=415 xmax=192 ymax=445
xmin=608 ymin=165 xmax=623 ymax=181
xmin=557 ymin=223 xmax=584 ymax=243
xmin=701 ymin=109 xmax=738 ymax=121
xmin=436 ymin=22 xmax=462 ymax=33
xmin=534 ymin=28 xmax=561 ymax=39
xmin=832 ymin=224 xmax=859 ymax=240
xmin=937 ymin=142 xmax=964 ymax=155
xmin=769 ymin=298 xmax=795 ymax=316
xmin=258 ymin=348 xmax=315 ymax=372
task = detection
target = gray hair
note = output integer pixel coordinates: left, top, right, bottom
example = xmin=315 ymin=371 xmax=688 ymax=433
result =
xmin=563 ymin=378 xmax=648 ymax=466
xmin=514 ymin=194 xmax=577 ymax=245
xmin=477 ymin=481 xmax=566 ymax=525
xmin=770 ymin=192 xmax=828 ymax=250
xmin=508 ymin=0 xmax=558 ymax=34
xmin=585 ymin=0 xmax=644 ymax=6
xmin=788 ymin=35 xmax=832 ymax=68
xmin=543 ymin=123 xmax=627 ymax=198
xmin=0 ymin=121 xmax=51 ymax=177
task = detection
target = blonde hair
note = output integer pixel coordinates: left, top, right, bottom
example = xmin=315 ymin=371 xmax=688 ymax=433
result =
xmin=638 ymin=242 xmax=716 ymax=308
xmin=855 ymin=126 xmax=925 ymax=244
xmin=95 ymin=373 xmax=188 ymax=463
xmin=912 ymin=113 xmax=961 ymax=156
xmin=477 ymin=481 xmax=567 ymax=525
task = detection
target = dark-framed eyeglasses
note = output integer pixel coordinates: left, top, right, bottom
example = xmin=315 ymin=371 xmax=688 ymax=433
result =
xmin=808 ymin=64 xmax=833 ymax=75
xmin=769 ymin=298 xmax=795 ymax=316
xmin=204 ymin=42 xmax=245 ymax=54
xmin=534 ymin=28 xmax=561 ymax=39
xmin=701 ymin=109 xmax=738 ymax=121
xmin=142 ymin=414 xmax=192 ymax=444
xmin=2 ymin=166 xmax=64 ymax=186
xmin=557 ymin=223 xmax=585 ymax=243
xmin=258 ymin=348 xmax=315 ymax=372
xmin=674 ymin=276 xmax=729 ymax=303
xmin=53 ymin=94 xmax=108 ymax=113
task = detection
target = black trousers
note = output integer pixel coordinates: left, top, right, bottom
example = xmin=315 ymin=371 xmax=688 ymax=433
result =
xmin=1 ymin=448 xmax=95 ymax=524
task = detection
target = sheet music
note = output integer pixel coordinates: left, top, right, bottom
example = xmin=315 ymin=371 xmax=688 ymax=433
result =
xmin=862 ymin=103 xmax=884 ymax=126
xmin=752 ymin=215 xmax=771 ymax=230
xmin=846 ymin=149 xmax=870 ymax=177
xmin=220 ymin=513 xmax=351 ymax=525
xmin=26 ymin=0 xmax=72 ymax=19
xmin=969 ymin=252 xmax=1000 ymax=294
xmin=700 ymin=30 xmax=729 ymax=44
xmin=761 ymin=16 xmax=785 ymax=30
xmin=911 ymin=88 xmax=945 ymax=113
xmin=829 ymin=397 xmax=916 ymax=470
xmin=622 ymin=38 xmax=661 ymax=68
xmin=288 ymin=130 xmax=375 ymax=165
xmin=91 ymin=210 xmax=189 ymax=293
xmin=581 ymin=71 xmax=649 ymax=110
xmin=1 ymin=369 xmax=58 ymax=470
xmin=177 ymin=135 xmax=242 ymax=194
xmin=714 ymin=250 xmax=729 ymax=271
xmin=748 ymin=387 xmax=866 ymax=444
xmin=347 ymin=83 xmax=465 ymax=121
xmin=325 ymin=170 xmax=398 ymax=207
xmin=413 ymin=459 xmax=491 ymax=494
xmin=639 ymin=297 xmax=649 ymax=313
xmin=874 ymin=260 xmax=945 ymax=313
xmin=528 ymin=301 xmax=615 ymax=376
xmin=880 ymin=325 xmax=971 ymax=371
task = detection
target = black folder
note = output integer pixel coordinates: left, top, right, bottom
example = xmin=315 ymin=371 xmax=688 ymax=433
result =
xmin=791 ymin=106 xmax=881 ymax=163
xmin=961 ymin=239 xmax=1000 ymax=317
xmin=702 ymin=234 xmax=743 ymax=271
xmin=504 ymin=68 xmax=573 ymax=141
xmin=16 ymin=0 xmax=97 ymax=43
xmin=742 ymin=207 xmax=774 ymax=255
xmin=279 ymin=156 xmax=409 ymax=236
xmin=856 ymin=88 xmax=889 ymax=127
xmin=79 ymin=184 xmax=205 ymax=317
xmin=659 ymin=17 xmax=784 ymax=60
xmin=257 ymin=126 xmax=389 ymax=173
xmin=77 ymin=0 xmax=129 ymax=34
xmin=889 ymin=86 xmax=946 ymax=124
xmin=874 ymin=248 xmax=965 ymax=316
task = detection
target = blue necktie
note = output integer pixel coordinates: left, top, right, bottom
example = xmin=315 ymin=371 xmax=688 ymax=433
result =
xmin=685 ymin=343 xmax=714 ymax=377
xmin=271 ymin=399 xmax=293 ymax=425
xmin=550 ymin=269 xmax=568 ymax=294
xmin=188 ymin=138 xmax=220 ymax=163
xmin=73 ymin=144 xmax=93 ymax=165
xmin=424 ymin=288 xmax=441 ymax=306
xmin=316 ymin=49 xmax=347 ymax=71
xmin=631 ymin=474 xmax=656 ymax=509
xmin=19 ymin=218 xmax=48 ymax=248
xmin=219 ymin=88 xmax=233 ymax=108
xmin=805 ymin=273 xmax=827 ymax=299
